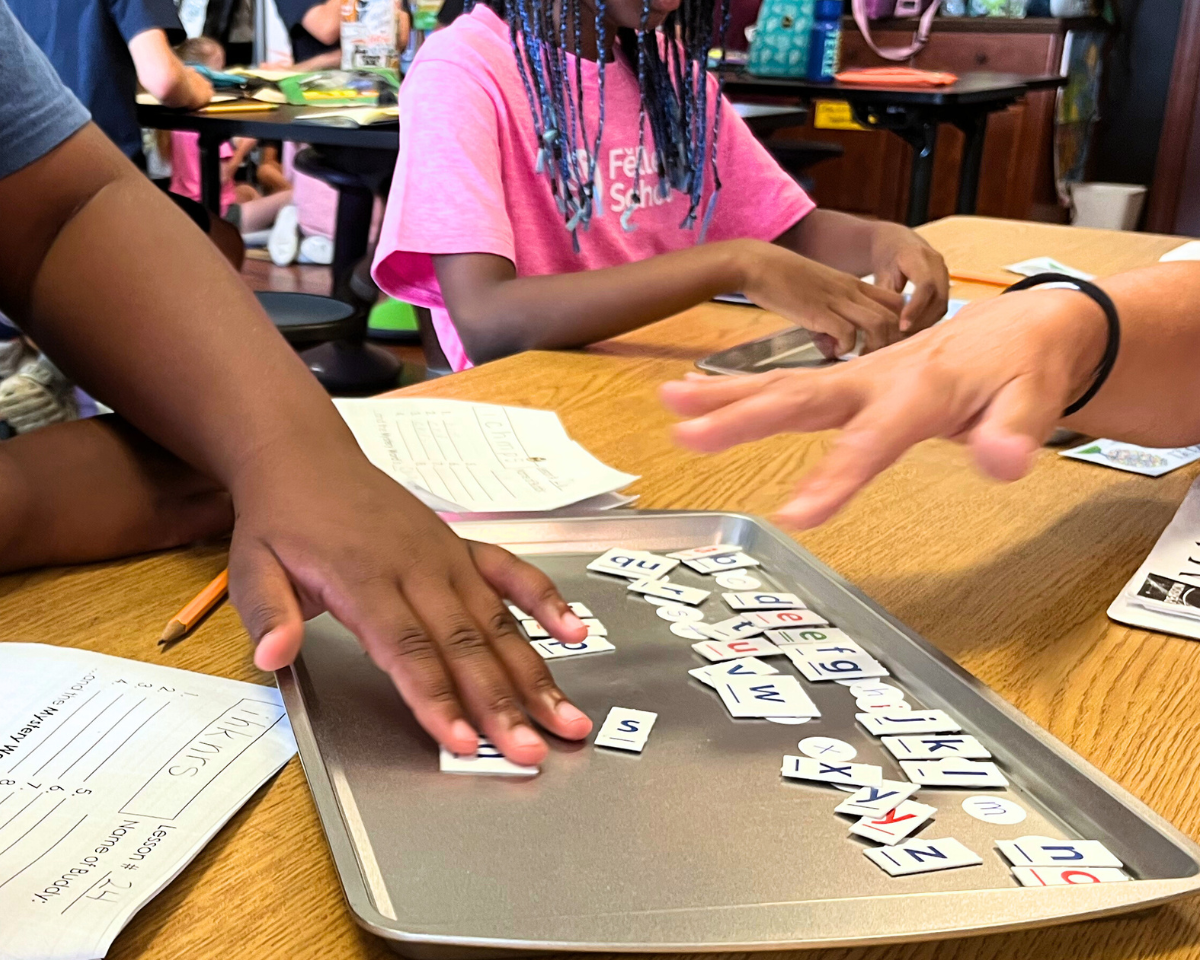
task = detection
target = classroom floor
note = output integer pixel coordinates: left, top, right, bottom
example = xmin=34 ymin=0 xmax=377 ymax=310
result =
xmin=240 ymin=253 xmax=429 ymax=387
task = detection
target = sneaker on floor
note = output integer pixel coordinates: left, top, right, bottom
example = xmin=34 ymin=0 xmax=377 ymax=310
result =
xmin=0 ymin=354 xmax=79 ymax=434
xmin=298 ymin=234 xmax=334 ymax=265
xmin=268 ymin=204 xmax=300 ymax=266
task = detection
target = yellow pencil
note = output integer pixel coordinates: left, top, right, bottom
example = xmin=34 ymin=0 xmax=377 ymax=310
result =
xmin=197 ymin=102 xmax=279 ymax=114
xmin=160 ymin=569 xmax=229 ymax=644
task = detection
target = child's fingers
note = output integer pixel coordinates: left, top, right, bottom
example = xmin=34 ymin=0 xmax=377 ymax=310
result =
xmin=228 ymin=537 xmax=305 ymax=672
xmin=467 ymin=540 xmax=587 ymax=645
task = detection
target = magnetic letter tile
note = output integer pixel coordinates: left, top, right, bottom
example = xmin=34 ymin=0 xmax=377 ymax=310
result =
xmin=1010 ymin=866 xmax=1129 ymax=886
xmin=531 ymin=636 xmax=616 ymax=659
xmin=722 ymin=592 xmax=806 ymax=611
xmin=520 ymin=619 xmax=550 ymax=639
xmin=746 ymin=609 xmax=830 ymax=629
xmin=667 ymin=544 xmax=741 ymax=561
xmin=701 ymin=615 xmax=768 ymax=642
xmin=835 ymin=780 xmax=921 ymax=818
xmin=864 ymin=837 xmax=983 ymax=876
xmin=882 ymin=734 xmax=991 ymax=760
xmin=580 ymin=618 xmax=608 ymax=636
xmin=787 ymin=649 xmax=889 ymax=682
xmin=691 ymin=636 xmax=780 ymax=662
xmin=996 ymin=837 xmax=1123 ymax=869
xmin=715 ymin=573 xmax=762 ymax=590
xmin=683 ymin=552 xmax=761 ymax=574
xmin=766 ymin=627 xmax=855 ymax=647
xmin=439 ymin=739 xmax=538 ymax=776
xmin=780 ymin=755 xmax=882 ymax=787
xmin=594 ymin=707 xmax=657 ymax=753
xmin=857 ymin=711 xmax=962 ymax=735
xmin=849 ymin=800 xmax=938 ymax=845
xmin=717 ymin=676 xmax=820 ymax=718
xmin=587 ymin=548 xmax=678 ymax=580
xmin=961 ymin=796 xmax=1026 ymax=825
xmin=900 ymin=758 xmax=1008 ymax=788
xmin=568 ymin=602 xmax=593 ymax=618
xmin=628 ymin=577 xmax=711 ymax=606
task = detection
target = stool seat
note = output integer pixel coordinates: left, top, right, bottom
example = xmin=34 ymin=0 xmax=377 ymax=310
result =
xmin=255 ymin=291 xmax=359 ymax=345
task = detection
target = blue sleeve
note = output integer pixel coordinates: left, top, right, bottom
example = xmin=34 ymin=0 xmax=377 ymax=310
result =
xmin=104 ymin=0 xmax=185 ymax=45
xmin=273 ymin=0 xmax=323 ymax=30
xmin=0 ymin=1 xmax=90 ymax=180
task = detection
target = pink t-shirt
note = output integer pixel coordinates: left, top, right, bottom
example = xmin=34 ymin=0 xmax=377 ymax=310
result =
xmin=372 ymin=5 xmax=816 ymax=372
xmin=169 ymin=131 xmax=236 ymax=215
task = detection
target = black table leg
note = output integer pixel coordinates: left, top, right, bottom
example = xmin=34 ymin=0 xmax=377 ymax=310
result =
xmin=952 ymin=111 xmax=988 ymax=215
xmin=850 ymin=103 xmax=939 ymax=227
xmin=197 ymin=131 xmax=223 ymax=215
xmin=904 ymin=120 xmax=938 ymax=228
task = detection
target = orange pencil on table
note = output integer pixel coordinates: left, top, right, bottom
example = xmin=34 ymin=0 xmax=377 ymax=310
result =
xmin=160 ymin=568 xmax=229 ymax=644
xmin=949 ymin=270 xmax=1014 ymax=288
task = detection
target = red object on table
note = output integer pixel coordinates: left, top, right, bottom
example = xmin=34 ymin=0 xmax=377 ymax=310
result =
xmin=834 ymin=67 xmax=959 ymax=86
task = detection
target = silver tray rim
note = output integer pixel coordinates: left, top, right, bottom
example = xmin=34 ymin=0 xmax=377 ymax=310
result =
xmin=277 ymin=509 xmax=1200 ymax=953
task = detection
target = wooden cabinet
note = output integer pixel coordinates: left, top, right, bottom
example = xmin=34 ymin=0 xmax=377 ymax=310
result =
xmin=771 ymin=17 xmax=1100 ymax=223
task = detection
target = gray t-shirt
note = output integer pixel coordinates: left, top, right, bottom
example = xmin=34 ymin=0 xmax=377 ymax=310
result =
xmin=0 ymin=0 xmax=90 ymax=181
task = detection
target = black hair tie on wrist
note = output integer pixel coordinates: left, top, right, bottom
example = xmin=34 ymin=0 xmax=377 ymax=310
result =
xmin=1002 ymin=271 xmax=1121 ymax=417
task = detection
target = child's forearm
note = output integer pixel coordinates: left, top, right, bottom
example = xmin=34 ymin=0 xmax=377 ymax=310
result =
xmin=0 ymin=417 xmax=232 ymax=573
xmin=434 ymin=242 xmax=756 ymax=363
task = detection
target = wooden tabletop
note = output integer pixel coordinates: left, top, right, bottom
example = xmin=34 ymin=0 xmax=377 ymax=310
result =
xmin=8 ymin=215 xmax=1200 ymax=959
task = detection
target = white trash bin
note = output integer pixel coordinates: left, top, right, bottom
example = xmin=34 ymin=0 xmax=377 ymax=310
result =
xmin=1070 ymin=182 xmax=1148 ymax=231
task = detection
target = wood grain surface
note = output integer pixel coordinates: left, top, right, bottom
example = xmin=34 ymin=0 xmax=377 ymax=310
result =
xmin=6 ymin=216 xmax=1200 ymax=960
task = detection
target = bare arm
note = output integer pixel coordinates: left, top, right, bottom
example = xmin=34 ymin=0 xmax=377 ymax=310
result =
xmin=777 ymin=209 xmax=950 ymax=331
xmin=434 ymin=238 xmax=904 ymax=365
xmin=127 ymin=29 xmax=213 ymax=109
xmin=0 ymin=416 xmax=231 ymax=573
xmin=0 ymin=123 xmax=592 ymax=764
xmin=663 ymin=262 xmax=1200 ymax=528
xmin=292 ymin=49 xmax=343 ymax=71
xmin=301 ymin=0 xmax=343 ymax=44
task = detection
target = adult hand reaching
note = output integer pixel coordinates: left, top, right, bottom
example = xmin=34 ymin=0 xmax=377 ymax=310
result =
xmin=662 ymin=288 xmax=1110 ymax=528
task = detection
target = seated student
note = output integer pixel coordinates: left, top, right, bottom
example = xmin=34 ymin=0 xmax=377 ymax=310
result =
xmin=0 ymin=3 xmax=588 ymax=765
xmin=167 ymin=38 xmax=296 ymax=235
xmin=9 ymin=0 xmax=212 ymax=166
xmin=274 ymin=0 xmax=344 ymax=70
xmin=662 ymin=263 xmax=1200 ymax=527
xmin=371 ymin=0 xmax=949 ymax=373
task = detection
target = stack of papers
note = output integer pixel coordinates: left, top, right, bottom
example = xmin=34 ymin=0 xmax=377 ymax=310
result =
xmin=1110 ymin=475 xmax=1200 ymax=639
xmin=0 ymin=644 xmax=296 ymax=960
xmin=335 ymin=399 xmax=638 ymax=514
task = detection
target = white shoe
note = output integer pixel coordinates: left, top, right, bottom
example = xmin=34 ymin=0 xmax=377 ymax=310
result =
xmin=297 ymin=234 xmax=334 ymax=265
xmin=0 ymin=355 xmax=79 ymax=434
xmin=268 ymin=204 xmax=300 ymax=266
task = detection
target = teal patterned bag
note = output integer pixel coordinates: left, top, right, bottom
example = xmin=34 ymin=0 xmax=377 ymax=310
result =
xmin=746 ymin=0 xmax=816 ymax=77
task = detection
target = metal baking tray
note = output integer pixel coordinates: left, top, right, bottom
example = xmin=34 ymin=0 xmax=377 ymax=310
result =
xmin=696 ymin=301 xmax=970 ymax=376
xmin=278 ymin=510 xmax=1200 ymax=958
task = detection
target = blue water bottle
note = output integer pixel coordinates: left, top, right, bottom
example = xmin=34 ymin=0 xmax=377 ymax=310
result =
xmin=806 ymin=0 xmax=842 ymax=81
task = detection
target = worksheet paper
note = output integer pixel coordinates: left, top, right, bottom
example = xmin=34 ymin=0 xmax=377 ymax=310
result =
xmin=1109 ymin=475 xmax=1200 ymax=640
xmin=334 ymin=399 xmax=638 ymax=513
xmin=0 ymin=644 xmax=296 ymax=960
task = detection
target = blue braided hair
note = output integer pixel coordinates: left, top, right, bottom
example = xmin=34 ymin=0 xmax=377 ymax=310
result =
xmin=476 ymin=0 xmax=731 ymax=244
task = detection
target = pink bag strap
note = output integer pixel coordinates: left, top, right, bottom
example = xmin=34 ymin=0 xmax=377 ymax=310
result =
xmin=850 ymin=0 xmax=939 ymax=62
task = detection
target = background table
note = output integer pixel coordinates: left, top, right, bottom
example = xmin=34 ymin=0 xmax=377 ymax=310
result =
xmin=722 ymin=71 xmax=1065 ymax=226
xmin=137 ymin=102 xmax=400 ymax=214
xmin=8 ymin=217 xmax=1200 ymax=960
